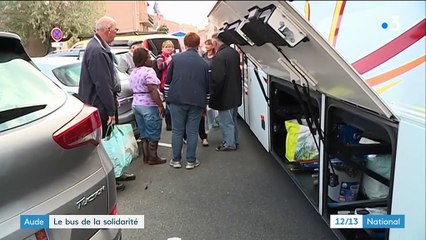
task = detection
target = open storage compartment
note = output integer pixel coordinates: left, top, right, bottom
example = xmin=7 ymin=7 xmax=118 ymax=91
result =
xmin=207 ymin=1 xmax=412 ymax=239
xmin=323 ymin=99 xmax=398 ymax=240
xmin=270 ymin=77 xmax=399 ymax=240
xmin=269 ymin=78 xmax=322 ymax=209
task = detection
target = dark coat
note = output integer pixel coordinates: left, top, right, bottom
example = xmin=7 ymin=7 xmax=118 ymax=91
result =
xmin=164 ymin=48 xmax=210 ymax=108
xmin=209 ymin=44 xmax=242 ymax=110
xmin=78 ymin=35 xmax=119 ymax=117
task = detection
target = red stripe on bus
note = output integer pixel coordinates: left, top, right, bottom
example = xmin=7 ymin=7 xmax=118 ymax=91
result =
xmin=352 ymin=19 xmax=426 ymax=74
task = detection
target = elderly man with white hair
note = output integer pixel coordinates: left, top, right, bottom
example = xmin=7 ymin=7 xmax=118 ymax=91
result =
xmin=78 ymin=16 xmax=135 ymax=191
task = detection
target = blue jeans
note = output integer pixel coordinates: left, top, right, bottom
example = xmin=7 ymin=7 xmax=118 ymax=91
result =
xmin=169 ymin=104 xmax=203 ymax=163
xmin=218 ymin=108 xmax=239 ymax=148
xmin=133 ymin=105 xmax=162 ymax=142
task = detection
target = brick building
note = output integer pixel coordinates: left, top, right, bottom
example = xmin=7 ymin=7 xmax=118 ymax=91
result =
xmin=104 ymin=1 xmax=212 ymax=49
xmin=105 ymin=1 xmax=153 ymax=32
xmin=105 ymin=1 xmax=201 ymax=34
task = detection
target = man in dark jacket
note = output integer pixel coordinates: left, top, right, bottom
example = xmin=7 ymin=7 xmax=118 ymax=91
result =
xmin=164 ymin=32 xmax=210 ymax=170
xmin=79 ymin=16 xmax=120 ymax=136
xmin=209 ymin=34 xmax=242 ymax=151
xmin=78 ymin=16 xmax=134 ymax=190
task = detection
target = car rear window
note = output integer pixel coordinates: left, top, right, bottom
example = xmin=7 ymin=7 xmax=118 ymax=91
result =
xmin=52 ymin=63 xmax=81 ymax=86
xmin=148 ymin=38 xmax=182 ymax=56
xmin=0 ymin=56 xmax=66 ymax=132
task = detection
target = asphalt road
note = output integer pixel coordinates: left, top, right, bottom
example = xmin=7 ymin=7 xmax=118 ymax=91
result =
xmin=117 ymin=119 xmax=338 ymax=240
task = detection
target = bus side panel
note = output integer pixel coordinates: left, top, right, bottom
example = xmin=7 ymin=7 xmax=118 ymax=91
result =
xmin=238 ymin=49 xmax=249 ymax=122
xmin=390 ymin=118 xmax=425 ymax=240
xmin=290 ymin=1 xmax=426 ymax=121
xmin=247 ymin=60 xmax=270 ymax=151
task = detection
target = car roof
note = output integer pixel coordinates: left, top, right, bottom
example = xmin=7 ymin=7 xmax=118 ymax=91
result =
xmin=114 ymin=33 xmax=179 ymax=41
xmin=32 ymin=56 xmax=81 ymax=67
xmin=71 ymin=33 xmax=180 ymax=49
xmin=0 ymin=32 xmax=21 ymax=40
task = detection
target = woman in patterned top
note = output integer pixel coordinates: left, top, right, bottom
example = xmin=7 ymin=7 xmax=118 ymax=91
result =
xmin=129 ymin=47 xmax=166 ymax=165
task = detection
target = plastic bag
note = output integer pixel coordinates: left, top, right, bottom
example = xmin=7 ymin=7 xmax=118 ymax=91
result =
xmin=362 ymin=154 xmax=391 ymax=199
xmin=205 ymin=107 xmax=219 ymax=132
xmin=101 ymin=124 xmax=138 ymax=178
xmin=285 ymin=120 xmax=319 ymax=162
xmin=358 ymin=138 xmax=391 ymax=199
xmin=116 ymin=124 xmax=139 ymax=160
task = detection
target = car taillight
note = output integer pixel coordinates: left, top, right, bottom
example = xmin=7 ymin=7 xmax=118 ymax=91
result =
xmin=53 ymin=105 xmax=102 ymax=149
xmin=110 ymin=203 xmax=117 ymax=215
xmin=23 ymin=229 xmax=48 ymax=240
xmin=35 ymin=230 xmax=48 ymax=240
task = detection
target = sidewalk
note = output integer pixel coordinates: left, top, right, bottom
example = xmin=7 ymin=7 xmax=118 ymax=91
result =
xmin=117 ymin=118 xmax=338 ymax=240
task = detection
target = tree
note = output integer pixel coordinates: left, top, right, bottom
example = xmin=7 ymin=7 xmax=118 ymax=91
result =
xmin=157 ymin=24 xmax=169 ymax=33
xmin=0 ymin=1 xmax=105 ymax=56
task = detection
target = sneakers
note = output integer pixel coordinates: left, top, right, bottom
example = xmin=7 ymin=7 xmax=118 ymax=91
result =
xmin=216 ymin=144 xmax=237 ymax=151
xmin=169 ymin=160 xmax=182 ymax=168
xmin=170 ymin=159 xmax=200 ymax=169
xmin=184 ymin=139 xmax=208 ymax=146
xmin=185 ymin=159 xmax=200 ymax=169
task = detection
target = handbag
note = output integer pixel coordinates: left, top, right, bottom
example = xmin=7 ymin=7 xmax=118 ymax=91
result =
xmin=101 ymin=124 xmax=139 ymax=178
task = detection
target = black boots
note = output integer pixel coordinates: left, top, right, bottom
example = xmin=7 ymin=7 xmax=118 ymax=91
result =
xmin=115 ymin=172 xmax=136 ymax=191
xmin=148 ymin=141 xmax=166 ymax=165
xmin=116 ymin=181 xmax=125 ymax=191
xmin=116 ymin=172 xmax=136 ymax=181
xmin=138 ymin=139 xmax=164 ymax=165
xmin=140 ymin=139 xmax=149 ymax=164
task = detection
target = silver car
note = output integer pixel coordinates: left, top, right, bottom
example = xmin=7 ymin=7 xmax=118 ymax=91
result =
xmin=32 ymin=56 xmax=137 ymax=134
xmin=0 ymin=32 xmax=121 ymax=239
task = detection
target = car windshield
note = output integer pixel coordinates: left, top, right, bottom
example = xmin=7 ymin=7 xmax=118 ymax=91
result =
xmin=0 ymin=58 xmax=66 ymax=132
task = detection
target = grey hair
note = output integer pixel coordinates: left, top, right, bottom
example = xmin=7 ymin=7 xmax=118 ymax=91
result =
xmin=211 ymin=32 xmax=222 ymax=43
xmin=95 ymin=16 xmax=117 ymax=32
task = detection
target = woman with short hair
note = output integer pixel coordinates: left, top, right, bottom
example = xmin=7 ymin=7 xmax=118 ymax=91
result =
xmin=156 ymin=40 xmax=175 ymax=131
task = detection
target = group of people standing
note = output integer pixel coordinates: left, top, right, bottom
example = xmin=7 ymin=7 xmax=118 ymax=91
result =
xmin=149 ymin=31 xmax=242 ymax=169
xmin=78 ymin=16 xmax=243 ymax=190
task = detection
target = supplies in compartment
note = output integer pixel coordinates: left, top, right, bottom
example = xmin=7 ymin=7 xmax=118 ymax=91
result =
xmin=354 ymin=207 xmax=387 ymax=215
xmin=362 ymin=155 xmax=391 ymax=199
xmin=285 ymin=119 xmax=319 ymax=162
xmin=337 ymin=124 xmax=362 ymax=144
xmin=359 ymin=137 xmax=391 ymax=199
xmin=328 ymin=158 xmax=363 ymax=202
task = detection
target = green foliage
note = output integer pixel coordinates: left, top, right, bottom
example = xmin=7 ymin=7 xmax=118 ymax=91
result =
xmin=0 ymin=1 xmax=105 ymax=44
xmin=157 ymin=24 xmax=169 ymax=33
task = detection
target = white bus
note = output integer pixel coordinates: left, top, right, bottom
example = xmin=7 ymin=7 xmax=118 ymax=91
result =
xmin=208 ymin=1 xmax=425 ymax=240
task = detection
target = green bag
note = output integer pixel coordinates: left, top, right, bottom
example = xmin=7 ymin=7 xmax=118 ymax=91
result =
xmin=101 ymin=124 xmax=139 ymax=178
xmin=285 ymin=120 xmax=319 ymax=162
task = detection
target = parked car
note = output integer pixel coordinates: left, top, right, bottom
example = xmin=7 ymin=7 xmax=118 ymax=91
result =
xmin=0 ymin=32 xmax=121 ymax=239
xmin=32 ymin=56 xmax=138 ymax=134
xmin=46 ymin=46 xmax=154 ymax=64
xmin=71 ymin=32 xmax=184 ymax=56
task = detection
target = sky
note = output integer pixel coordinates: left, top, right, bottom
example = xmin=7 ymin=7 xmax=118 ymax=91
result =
xmin=147 ymin=1 xmax=217 ymax=29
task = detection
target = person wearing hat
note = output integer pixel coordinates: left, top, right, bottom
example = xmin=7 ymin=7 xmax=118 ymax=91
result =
xmin=117 ymin=40 xmax=143 ymax=75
